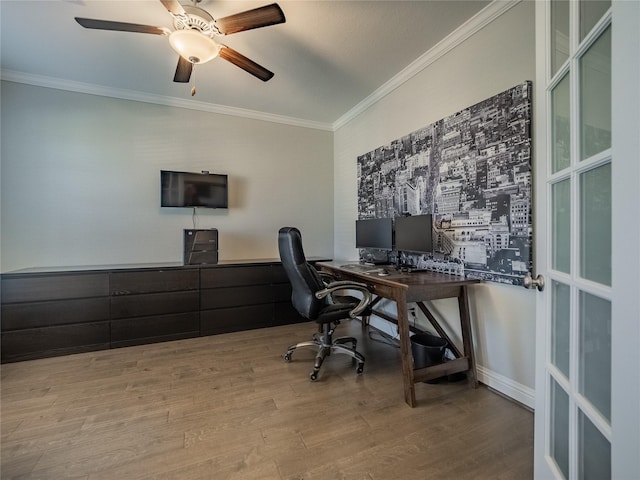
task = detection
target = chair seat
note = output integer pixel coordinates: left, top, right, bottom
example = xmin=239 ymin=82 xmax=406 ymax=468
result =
xmin=332 ymin=294 xmax=373 ymax=317
xmin=316 ymin=302 xmax=358 ymax=324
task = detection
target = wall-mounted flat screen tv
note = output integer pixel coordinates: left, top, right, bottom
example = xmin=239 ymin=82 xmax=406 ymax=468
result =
xmin=161 ymin=170 xmax=228 ymax=209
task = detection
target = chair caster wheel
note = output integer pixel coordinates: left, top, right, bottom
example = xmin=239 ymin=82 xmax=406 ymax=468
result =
xmin=356 ymin=364 xmax=364 ymax=375
xmin=309 ymin=371 xmax=319 ymax=381
xmin=283 ymin=352 xmax=292 ymax=362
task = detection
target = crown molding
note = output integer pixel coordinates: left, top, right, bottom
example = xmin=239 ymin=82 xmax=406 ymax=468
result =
xmin=0 ymin=70 xmax=333 ymax=132
xmin=332 ymin=0 xmax=522 ymax=131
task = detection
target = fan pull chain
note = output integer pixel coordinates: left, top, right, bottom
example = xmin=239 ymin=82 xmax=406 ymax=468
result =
xmin=190 ymin=65 xmax=197 ymax=96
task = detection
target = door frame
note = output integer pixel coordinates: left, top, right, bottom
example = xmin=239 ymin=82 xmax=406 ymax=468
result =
xmin=610 ymin=0 xmax=640 ymax=477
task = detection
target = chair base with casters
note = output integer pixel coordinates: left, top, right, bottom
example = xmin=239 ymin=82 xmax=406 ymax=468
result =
xmin=283 ymin=319 xmax=365 ymax=381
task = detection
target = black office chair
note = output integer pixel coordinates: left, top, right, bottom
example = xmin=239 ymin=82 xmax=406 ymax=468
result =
xmin=278 ymin=227 xmax=372 ymax=381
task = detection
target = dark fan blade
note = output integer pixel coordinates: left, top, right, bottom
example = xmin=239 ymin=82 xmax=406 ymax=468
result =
xmin=218 ymin=46 xmax=274 ymax=82
xmin=215 ymin=3 xmax=285 ymax=35
xmin=159 ymin=0 xmax=185 ymax=16
xmin=75 ymin=17 xmax=168 ymax=35
xmin=173 ymin=56 xmax=193 ymax=83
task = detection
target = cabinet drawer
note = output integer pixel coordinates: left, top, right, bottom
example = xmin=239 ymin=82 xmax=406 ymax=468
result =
xmin=274 ymin=302 xmax=307 ymax=326
xmin=110 ymin=269 xmax=198 ymax=295
xmin=110 ymin=291 xmax=199 ymax=319
xmin=111 ymin=312 xmax=199 ymax=347
xmin=200 ymin=285 xmax=273 ymax=309
xmin=1 ymin=297 xmax=110 ymax=330
xmin=273 ymin=283 xmax=293 ymax=303
xmin=1 ymin=273 xmax=109 ymax=303
xmin=200 ymin=304 xmax=273 ymax=335
xmin=271 ymin=265 xmax=290 ymax=284
xmin=1 ymin=321 xmax=110 ymax=363
xmin=200 ymin=265 xmax=273 ymax=287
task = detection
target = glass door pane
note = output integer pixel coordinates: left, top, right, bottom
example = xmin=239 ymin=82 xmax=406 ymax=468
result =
xmin=580 ymin=26 xmax=611 ymax=160
xmin=552 ymin=73 xmax=571 ymax=173
xmin=579 ymin=291 xmax=611 ymax=420
xmin=552 ymin=179 xmax=571 ymax=274
xmin=579 ymin=409 xmax=611 ymax=479
xmin=551 ymin=378 xmax=570 ymax=479
xmin=580 ymin=0 xmax=611 ymax=41
xmin=580 ymin=163 xmax=611 ymax=285
xmin=551 ymin=0 xmax=570 ymax=76
xmin=552 ymin=280 xmax=571 ymax=378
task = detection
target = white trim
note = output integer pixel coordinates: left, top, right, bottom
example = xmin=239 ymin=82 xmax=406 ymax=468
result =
xmin=611 ymin=1 xmax=640 ymax=477
xmin=533 ymin=0 xmax=552 ymax=475
xmin=332 ymin=0 xmax=522 ymax=130
xmin=0 ymin=70 xmax=333 ymax=132
xmin=477 ymin=364 xmax=535 ymax=409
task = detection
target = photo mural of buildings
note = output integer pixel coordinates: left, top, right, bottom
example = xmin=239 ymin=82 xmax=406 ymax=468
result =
xmin=357 ymin=81 xmax=532 ymax=286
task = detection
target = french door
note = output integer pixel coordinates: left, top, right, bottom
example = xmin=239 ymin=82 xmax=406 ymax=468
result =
xmin=534 ymin=1 xmax=640 ymax=479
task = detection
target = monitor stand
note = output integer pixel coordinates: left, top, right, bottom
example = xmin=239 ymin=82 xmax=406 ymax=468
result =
xmin=364 ymin=260 xmax=391 ymax=266
xmin=360 ymin=249 xmax=389 ymax=265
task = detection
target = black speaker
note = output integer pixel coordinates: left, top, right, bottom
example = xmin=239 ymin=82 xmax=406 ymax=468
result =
xmin=184 ymin=229 xmax=218 ymax=265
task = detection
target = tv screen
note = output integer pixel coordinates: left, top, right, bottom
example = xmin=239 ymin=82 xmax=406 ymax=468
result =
xmin=161 ymin=170 xmax=228 ymax=209
xmin=355 ymin=217 xmax=393 ymax=250
xmin=394 ymin=214 xmax=433 ymax=253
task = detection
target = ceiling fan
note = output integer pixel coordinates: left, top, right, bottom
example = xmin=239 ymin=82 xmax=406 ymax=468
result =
xmin=75 ymin=0 xmax=285 ymax=95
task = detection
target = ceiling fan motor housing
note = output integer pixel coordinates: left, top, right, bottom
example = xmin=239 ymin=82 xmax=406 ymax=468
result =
xmin=172 ymin=5 xmax=220 ymax=37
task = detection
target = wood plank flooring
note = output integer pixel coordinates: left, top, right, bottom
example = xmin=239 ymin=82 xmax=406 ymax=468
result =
xmin=1 ymin=321 xmax=533 ymax=479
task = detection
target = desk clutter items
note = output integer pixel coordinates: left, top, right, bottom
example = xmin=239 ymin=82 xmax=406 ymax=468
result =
xmin=398 ymin=252 xmax=465 ymax=277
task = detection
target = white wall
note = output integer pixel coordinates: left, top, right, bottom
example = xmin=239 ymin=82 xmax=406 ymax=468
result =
xmin=333 ymin=1 xmax=536 ymax=405
xmin=0 ymin=82 xmax=333 ymax=272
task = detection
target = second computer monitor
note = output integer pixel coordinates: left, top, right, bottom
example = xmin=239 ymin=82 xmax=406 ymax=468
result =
xmin=355 ymin=217 xmax=394 ymax=250
xmin=394 ymin=214 xmax=433 ymax=253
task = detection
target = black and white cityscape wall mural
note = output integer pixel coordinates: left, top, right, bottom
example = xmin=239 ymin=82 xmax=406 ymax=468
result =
xmin=357 ymin=81 xmax=532 ymax=286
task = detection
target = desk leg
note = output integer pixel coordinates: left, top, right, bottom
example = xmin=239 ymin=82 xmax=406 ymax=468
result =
xmin=395 ymin=291 xmax=416 ymax=407
xmin=458 ymin=285 xmax=478 ymax=388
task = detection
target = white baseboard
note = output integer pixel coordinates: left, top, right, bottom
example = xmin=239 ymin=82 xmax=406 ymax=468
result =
xmin=476 ymin=364 xmax=535 ymax=410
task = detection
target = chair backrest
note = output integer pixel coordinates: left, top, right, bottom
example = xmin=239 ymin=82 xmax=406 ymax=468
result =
xmin=278 ymin=227 xmax=326 ymax=320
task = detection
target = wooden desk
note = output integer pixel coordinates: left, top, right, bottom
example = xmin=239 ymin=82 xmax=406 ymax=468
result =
xmin=317 ymin=261 xmax=480 ymax=407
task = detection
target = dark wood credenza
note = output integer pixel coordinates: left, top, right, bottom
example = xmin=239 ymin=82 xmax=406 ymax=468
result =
xmin=0 ymin=259 xmax=328 ymax=363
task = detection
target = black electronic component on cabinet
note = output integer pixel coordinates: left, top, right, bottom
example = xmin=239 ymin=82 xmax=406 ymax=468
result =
xmin=184 ymin=229 xmax=218 ymax=265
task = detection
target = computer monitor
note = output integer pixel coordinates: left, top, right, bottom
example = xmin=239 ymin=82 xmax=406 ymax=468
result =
xmin=394 ymin=214 xmax=433 ymax=253
xmin=355 ymin=217 xmax=393 ymax=250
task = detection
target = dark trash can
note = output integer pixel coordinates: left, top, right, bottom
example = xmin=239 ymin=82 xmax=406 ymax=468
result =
xmin=410 ymin=333 xmax=447 ymax=368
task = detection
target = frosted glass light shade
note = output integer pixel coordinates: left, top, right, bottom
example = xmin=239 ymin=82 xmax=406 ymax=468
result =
xmin=169 ymin=30 xmax=219 ymax=64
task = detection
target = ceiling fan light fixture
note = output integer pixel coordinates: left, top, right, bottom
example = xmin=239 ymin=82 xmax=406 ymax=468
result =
xmin=169 ymin=29 xmax=219 ymax=64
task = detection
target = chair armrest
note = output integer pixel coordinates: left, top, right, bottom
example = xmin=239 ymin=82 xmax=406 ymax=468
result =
xmin=315 ymin=281 xmax=372 ymax=318
xmin=319 ymin=271 xmax=338 ymax=285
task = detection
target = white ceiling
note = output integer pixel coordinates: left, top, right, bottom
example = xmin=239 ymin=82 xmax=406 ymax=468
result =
xmin=1 ymin=0 xmax=491 ymax=128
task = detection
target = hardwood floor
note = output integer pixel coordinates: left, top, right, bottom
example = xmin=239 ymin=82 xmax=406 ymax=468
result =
xmin=1 ymin=321 xmax=533 ymax=479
